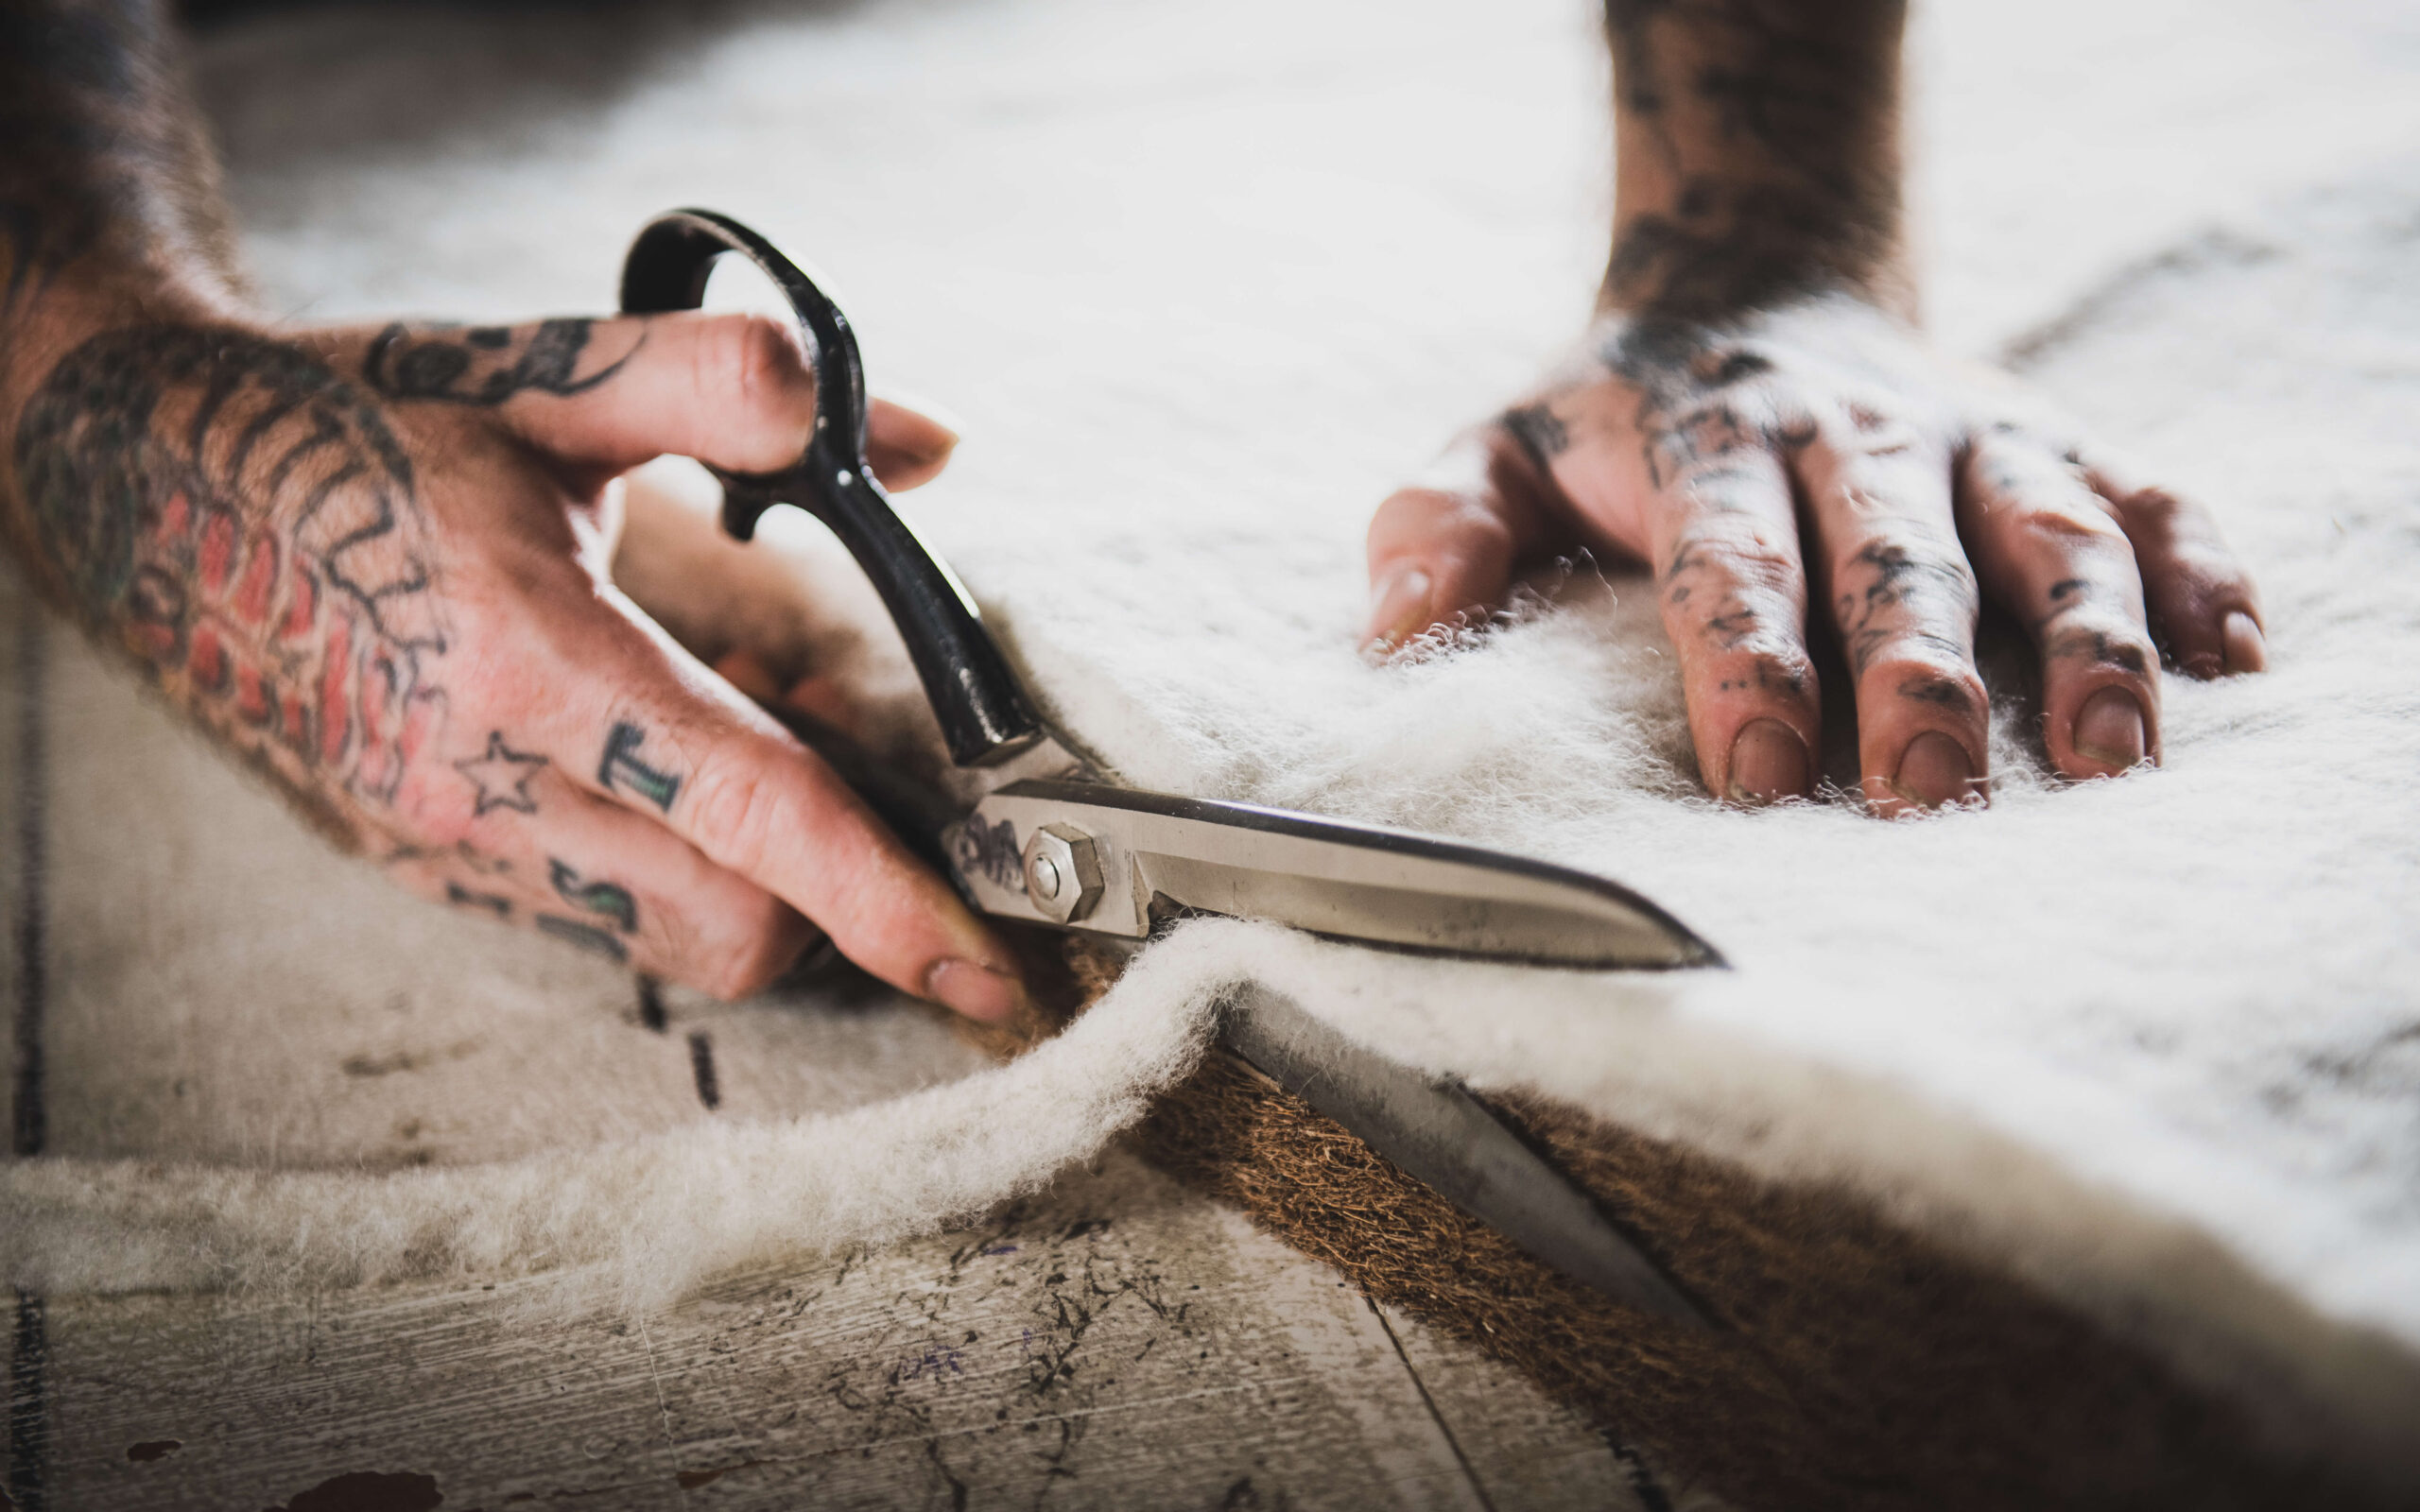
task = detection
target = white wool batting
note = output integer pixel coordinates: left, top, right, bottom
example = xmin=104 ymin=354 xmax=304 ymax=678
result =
xmin=4 ymin=0 xmax=2419 ymax=1485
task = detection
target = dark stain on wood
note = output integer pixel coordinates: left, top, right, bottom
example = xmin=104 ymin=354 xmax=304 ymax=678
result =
xmin=124 ymin=1439 xmax=182 ymax=1463
xmin=266 ymin=1469 xmax=442 ymax=1512
xmin=673 ymin=1458 xmax=756 ymax=1489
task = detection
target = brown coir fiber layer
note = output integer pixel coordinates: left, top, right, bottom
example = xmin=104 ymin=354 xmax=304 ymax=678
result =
xmin=1131 ymin=1049 xmax=2384 ymax=1512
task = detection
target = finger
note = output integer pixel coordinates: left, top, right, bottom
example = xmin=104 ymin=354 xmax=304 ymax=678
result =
xmin=1957 ymin=431 xmax=2162 ymax=780
xmin=1363 ymin=421 xmax=1561 ymax=652
xmin=1641 ymin=448 xmax=1820 ymax=804
xmin=524 ymin=592 xmax=1028 ymax=1022
xmin=1798 ymin=404 xmax=1989 ymax=816
xmin=391 ymin=764 xmax=822 ymax=999
xmin=865 ymin=396 xmax=959 ymax=491
xmin=2081 ymin=448 xmax=2266 ymax=678
xmin=402 ymin=311 xmax=956 ymax=487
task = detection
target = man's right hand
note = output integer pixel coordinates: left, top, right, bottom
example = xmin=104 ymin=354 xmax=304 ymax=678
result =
xmin=7 ymin=306 xmax=1029 ymax=1018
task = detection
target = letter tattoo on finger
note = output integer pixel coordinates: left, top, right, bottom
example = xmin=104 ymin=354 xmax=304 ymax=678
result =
xmin=535 ymin=916 xmax=629 ymax=963
xmin=444 ymin=880 xmax=512 ymax=919
xmin=548 ymin=858 xmax=638 ymax=935
xmin=598 ymin=721 xmax=681 ymax=812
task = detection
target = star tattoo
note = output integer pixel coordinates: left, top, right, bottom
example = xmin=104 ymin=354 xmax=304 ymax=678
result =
xmin=453 ymin=730 xmax=548 ymax=816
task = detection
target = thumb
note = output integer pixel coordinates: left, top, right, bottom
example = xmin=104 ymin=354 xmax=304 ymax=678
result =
xmin=1364 ymin=424 xmax=1559 ymax=652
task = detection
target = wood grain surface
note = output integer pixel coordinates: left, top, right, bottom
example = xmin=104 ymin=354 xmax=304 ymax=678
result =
xmin=6 ymin=1152 xmax=1681 ymax=1511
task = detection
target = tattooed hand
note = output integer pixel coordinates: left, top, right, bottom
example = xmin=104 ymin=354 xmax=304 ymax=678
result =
xmin=1363 ymin=0 xmax=2261 ymax=815
xmin=7 ymin=308 xmax=1027 ymax=1016
xmin=1366 ymin=301 xmax=2265 ymax=813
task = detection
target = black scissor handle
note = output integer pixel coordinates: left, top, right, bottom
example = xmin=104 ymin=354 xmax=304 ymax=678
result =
xmin=618 ymin=208 xmax=1043 ymax=768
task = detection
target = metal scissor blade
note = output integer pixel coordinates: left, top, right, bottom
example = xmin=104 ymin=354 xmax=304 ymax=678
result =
xmin=948 ymin=779 xmax=1720 ymax=971
xmin=1223 ymin=983 xmax=1708 ymax=1325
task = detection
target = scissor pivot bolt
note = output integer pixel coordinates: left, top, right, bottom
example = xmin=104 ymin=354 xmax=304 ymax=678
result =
xmin=1022 ymin=823 xmax=1103 ymax=925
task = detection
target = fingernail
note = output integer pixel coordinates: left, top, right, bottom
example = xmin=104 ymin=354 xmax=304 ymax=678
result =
xmin=1362 ymin=567 xmax=1434 ymax=653
xmin=926 ymin=957 xmax=1021 ymax=1023
xmin=1726 ymin=718 xmax=1809 ymax=805
xmin=2221 ymin=611 xmax=2267 ymax=675
xmin=1891 ymin=731 xmax=1978 ymax=811
xmin=2073 ymin=686 xmax=2147 ymax=770
xmin=906 ymin=415 xmax=960 ymax=463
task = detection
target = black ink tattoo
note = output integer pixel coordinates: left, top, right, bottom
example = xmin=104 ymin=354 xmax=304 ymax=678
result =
xmin=453 ymin=730 xmax=546 ymax=816
xmin=536 ymin=915 xmax=629 ymax=964
xmin=362 ymin=319 xmax=637 ymax=406
xmin=1896 ymin=674 xmax=1974 ymax=712
xmin=1832 ymin=540 xmax=1979 ymax=678
xmin=1503 ymin=403 xmax=1571 ymax=472
xmin=0 ymin=2 xmax=244 ymax=325
xmin=13 ymin=326 xmax=448 ymax=813
xmin=951 ymin=814 xmax=1024 ymax=892
xmin=1600 ymin=0 xmax=1902 ymax=320
xmin=597 ymin=721 xmax=682 ymax=812
xmin=2046 ymin=626 xmax=2149 ymax=676
xmin=548 ymin=858 xmax=638 ymax=935
xmin=444 ymin=881 xmax=512 ymax=919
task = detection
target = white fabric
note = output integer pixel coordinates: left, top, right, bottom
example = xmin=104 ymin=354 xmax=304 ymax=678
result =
xmin=5 ymin=0 xmax=2419 ymax=1480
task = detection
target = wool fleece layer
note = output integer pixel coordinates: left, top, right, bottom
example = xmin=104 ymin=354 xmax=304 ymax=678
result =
xmin=6 ymin=0 xmax=2420 ymax=1501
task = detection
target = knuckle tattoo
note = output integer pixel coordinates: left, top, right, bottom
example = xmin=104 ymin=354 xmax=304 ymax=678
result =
xmin=2045 ymin=625 xmax=2153 ymax=677
xmin=443 ymin=880 xmax=513 ymax=919
xmin=548 ymin=857 xmax=640 ymax=935
xmin=1830 ymin=539 xmax=1979 ymax=676
xmin=598 ymin=721 xmax=683 ymax=812
xmin=361 ymin=318 xmax=635 ymax=407
xmin=1715 ymin=651 xmax=1815 ymax=699
xmin=1894 ymin=671 xmax=1979 ymax=714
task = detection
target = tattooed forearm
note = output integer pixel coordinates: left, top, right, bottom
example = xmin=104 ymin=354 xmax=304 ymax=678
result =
xmin=362 ymin=319 xmax=637 ymax=406
xmin=12 ymin=325 xmax=448 ymax=821
xmin=1600 ymin=0 xmax=1907 ymax=320
xmin=0 ymin=0 xmax=241 ymax=327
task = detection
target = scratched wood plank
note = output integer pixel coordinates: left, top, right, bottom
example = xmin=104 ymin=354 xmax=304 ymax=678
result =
xmin=1364 ymin=1300 xmax=1733 ymax=1512
xmin=16 ymin=1152 xmax=1635 ymax=1511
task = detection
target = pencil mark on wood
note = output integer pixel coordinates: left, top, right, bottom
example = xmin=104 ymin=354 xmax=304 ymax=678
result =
xmin=687 ymin=1031 xmax=721 ymax=1110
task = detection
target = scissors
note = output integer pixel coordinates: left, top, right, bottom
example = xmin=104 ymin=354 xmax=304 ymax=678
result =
xmin=620 ymin=209 xmax=1720 ymax=1328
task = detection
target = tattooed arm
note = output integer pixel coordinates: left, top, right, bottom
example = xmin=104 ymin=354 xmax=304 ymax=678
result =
xmin=1366 ymin=0 xmax=2266 ymax=815
xmin=0 ymin=0 xmax=1027 ymax=1017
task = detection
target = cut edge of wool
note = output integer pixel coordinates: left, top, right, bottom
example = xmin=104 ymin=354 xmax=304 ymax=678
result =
xmin=0 ymin=932 xmax=1232 ymax=1314
xmin=8 ymin=915 xmax=2417 ymax=1482
xmin=1153 ymin=921 xmax=2420 ymax=1484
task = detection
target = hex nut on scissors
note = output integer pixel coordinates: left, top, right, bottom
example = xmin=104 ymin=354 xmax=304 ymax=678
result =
xmin=1022 ymin=823 xmax=1104 ymax=924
